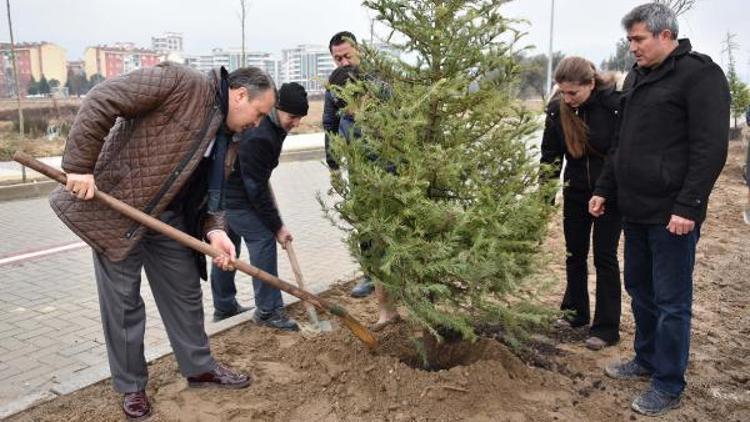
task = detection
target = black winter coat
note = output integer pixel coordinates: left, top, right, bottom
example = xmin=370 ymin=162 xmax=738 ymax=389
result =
xmin=223 ymin=114 xmax=287 ymax=232
xmin=594 ymin=39 xmax=730 ymax=224
xmin=541 ymin=87 xmax=621 ymax=193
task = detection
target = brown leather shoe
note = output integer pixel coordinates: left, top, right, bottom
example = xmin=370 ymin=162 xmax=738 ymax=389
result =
xmin=122 ymin=390 xmax=151 ymax=420
xmin=187 ymin=364 xmax=252 ymax=389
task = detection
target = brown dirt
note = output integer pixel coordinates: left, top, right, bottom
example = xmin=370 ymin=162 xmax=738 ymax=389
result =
xmin=8 ymin=143 xmax=750 ymax=422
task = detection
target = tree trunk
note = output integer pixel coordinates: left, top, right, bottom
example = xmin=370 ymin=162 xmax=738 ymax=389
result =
xmin=422 ymin=326 xmax=474 ymax=370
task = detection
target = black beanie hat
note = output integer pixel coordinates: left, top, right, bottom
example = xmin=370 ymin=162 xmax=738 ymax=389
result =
xmin=277 ymin=82 xmax=309 ymax=117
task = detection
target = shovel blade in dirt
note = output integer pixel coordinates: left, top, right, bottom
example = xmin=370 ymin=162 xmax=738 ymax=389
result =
xmin=284 ymin=241 xmax=333 ymax=333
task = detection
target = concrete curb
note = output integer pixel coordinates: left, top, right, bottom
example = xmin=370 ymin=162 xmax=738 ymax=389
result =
xmin=0 ymin=271 xmax=359 ymax=420
xmin=0 ymin=146 xmax=325 ymax=203
xmin=0 ymin=180 xmax=58 ymax=203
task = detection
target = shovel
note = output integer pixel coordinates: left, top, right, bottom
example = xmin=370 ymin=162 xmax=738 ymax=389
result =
xmin=284 ymin=240 xmax=333 ymax=332
xmin=13 ymin=151 xmax=377 ymax=350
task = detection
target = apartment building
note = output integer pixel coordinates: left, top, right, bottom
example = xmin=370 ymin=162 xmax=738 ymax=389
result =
xmin=152 ymin=32 xmax=184 ymax=54
xmin=0 ymin=42 xmax=67 ymax=96
xmin=84 ymin=43 xmax=161 ymax=79
xmin=280 ymin=45 xmax=334 ymax=94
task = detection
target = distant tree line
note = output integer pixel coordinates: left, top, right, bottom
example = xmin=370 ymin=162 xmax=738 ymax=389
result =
xmin=26 ymin=75 xmax=57 ymax=96
xmin=25 ymin=71 xmax=105 ymax=97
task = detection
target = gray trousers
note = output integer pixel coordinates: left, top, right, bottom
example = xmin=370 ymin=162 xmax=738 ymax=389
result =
xmin=93 ymin=210 xmax=216 ymax=393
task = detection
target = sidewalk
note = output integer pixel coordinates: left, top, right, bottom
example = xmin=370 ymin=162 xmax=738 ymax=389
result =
xmin=0 ymin=138 xmax=360 ymax=418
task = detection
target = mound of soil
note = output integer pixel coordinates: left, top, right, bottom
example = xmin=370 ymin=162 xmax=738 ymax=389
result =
xmin=9 ymin=142 xmax=750 ymax=422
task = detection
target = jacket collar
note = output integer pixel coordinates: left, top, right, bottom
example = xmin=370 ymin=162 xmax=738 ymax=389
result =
xmin=631 ymin=39 xmax=691 ymax=87
xmin=268 ymin=108 xmax=283 ymax=131
xmin=577 ymin=86 xmax=609 ymax=112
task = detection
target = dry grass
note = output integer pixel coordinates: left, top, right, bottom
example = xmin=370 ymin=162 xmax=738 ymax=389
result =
xmin=0 ymin=131 xmax=66 ymax=161
xmin=522 ymin=98 xmax=546 ymax=114
xmin=290 ymin=99 xmax=323 ymax=135
xmin=0 ymin=97 xmax=83 ymax=112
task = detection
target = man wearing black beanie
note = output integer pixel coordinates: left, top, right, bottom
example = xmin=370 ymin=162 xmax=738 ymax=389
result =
xmin=210 ymin=82 xmax=309 ymax=330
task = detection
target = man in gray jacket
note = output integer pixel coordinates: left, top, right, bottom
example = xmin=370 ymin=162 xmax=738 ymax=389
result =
xmin=51 ymin=63 xmax=275 ymax=419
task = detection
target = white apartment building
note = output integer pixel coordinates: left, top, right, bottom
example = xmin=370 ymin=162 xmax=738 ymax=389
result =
xmin=280 ymin=45 xmax=334 ymax=94
xmin=152 ymin=32 xmax=184 ymax=53
xmin=185 ymin=49 xmax=280 ymax=85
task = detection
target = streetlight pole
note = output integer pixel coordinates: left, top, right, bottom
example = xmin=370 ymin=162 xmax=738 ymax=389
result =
xmin=545 ymin=0 xmax=556 ymax=100
xmin=6 ymin=0 xmax=26 ymax=182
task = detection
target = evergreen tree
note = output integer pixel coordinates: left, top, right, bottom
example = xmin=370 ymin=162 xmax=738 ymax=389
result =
xmin=601 ymin=38 xmax=635 ymax=72
xmin=78 ymin=71 xmax=91 ymax=95
xmin=322 ymin=0 xmax=557 ymax=346
xmin=27 ymin=76 xmax=39 ymax=95
xmin=66 ymin=71 xmax=91 ymax=96
xmin=38 ymin=75 xmax=51 ymax=95
xmin=723 ymin=32 xmax=750 ymax=129
xmin=89 ymin=73 xmax=105 ymax=88
xmin=518 ymin=51 xmax=565 ymax=101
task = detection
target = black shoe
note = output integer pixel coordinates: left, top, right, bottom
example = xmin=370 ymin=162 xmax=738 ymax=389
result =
xmin=253 ymin=308 xmax=299 ymax=331
xmin=350 ymin=277 xmax=375 ymax=298
xmin=213 ymin=304 xmax=252 ymax=322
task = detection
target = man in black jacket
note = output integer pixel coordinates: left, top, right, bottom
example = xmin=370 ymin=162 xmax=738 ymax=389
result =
xmin=210 ymin=83 xmax=309 ymax=331
xmin=322 ymin=31 xmax=374 ymax=298
xmin=589 ymin=2 xmax=729 ymax=416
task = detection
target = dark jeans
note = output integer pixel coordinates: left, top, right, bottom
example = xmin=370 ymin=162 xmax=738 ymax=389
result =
xmin=562 ymin=188 xmax=622 ymax=343
xmin=623 ymin=222 xmax=700 ymax=397
xmin=210 ymin=208 xmax=283 ymax=314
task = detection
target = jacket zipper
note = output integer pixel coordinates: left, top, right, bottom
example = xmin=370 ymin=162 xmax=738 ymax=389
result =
xmin=124 ymin=105 xmax=220 ymax=239
xmin=581 ymin=108 xmax=593 ymax=190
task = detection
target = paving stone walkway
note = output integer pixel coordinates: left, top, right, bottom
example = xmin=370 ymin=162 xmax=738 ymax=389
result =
xmin=0 ymin=156 xmax=359 ymax=417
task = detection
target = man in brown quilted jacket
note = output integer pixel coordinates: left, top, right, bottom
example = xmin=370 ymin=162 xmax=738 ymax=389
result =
xmin=48 ymin=63 xmax=275 ymax=419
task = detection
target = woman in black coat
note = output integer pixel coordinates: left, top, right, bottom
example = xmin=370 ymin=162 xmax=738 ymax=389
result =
xmin=540 ymin=57 xmax=622 ymax=350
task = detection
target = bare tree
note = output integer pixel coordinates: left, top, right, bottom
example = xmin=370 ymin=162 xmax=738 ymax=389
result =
xmin=238 ymin=0 xmax=248 ymax=68
xmin=655 ymin=0 xmax=699 ymax=17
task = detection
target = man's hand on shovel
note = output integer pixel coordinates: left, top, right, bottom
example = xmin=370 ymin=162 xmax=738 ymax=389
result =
xmin=275 ymin=225 xmax=293 ymax=249
xmin=208 ymin=231 xmax=237 ymax=271
xmin=65 ymin=173 xmax=97 ymax=200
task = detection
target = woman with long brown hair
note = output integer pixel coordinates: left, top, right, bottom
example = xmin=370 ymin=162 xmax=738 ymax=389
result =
xmin=541 ymin=56 xmax=622 ymax=350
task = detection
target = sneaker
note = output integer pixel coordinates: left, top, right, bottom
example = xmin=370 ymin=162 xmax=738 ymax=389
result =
xmin=350 ymin=277 xmax=375 ymax=298
xmin=253 ymin=308 xmax=299 ymax=331
xmin=585 ymin=336 xmax=609 ymax=351
xmin=631 ymin=387 xmax=682 ymax=416
xmin=552 ymin=317 xmax=588 ymax=330
xmin=552 ymin=318 xmax=572 ymax=329
xmin=605 ymin=358 xmax=652 ymax=380
xmin=213 ymin=304 xmax=252 ymax=322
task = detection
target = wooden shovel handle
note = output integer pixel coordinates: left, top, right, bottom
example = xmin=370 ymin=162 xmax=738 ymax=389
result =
xmin=284 ymin=241 xmax=321 ymax=322
xmin=13 ymin=151 xmax=376 ymax=349
xmin=285 ymin=242 xmax=306 ymax=289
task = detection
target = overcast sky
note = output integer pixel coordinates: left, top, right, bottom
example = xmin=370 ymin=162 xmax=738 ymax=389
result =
xmin=2 ymin=0 xmax=747 ymax=79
